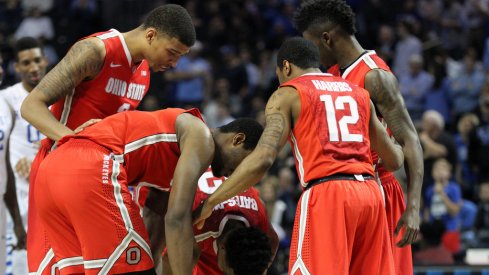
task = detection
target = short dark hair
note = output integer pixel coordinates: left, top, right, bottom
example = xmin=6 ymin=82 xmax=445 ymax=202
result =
xmin=420 ymin=220 xmax=445 ymax=246
xmin=225 ymin=227 xmax=272 ymax=275
xmin=142 ymin=4 xmax=196 ymax=47
xmin=218 ymin=118 xmax=263 ymax=151
xmin=277 ymin=37 xmax=320 ymax=69
xmin=14 ymin=37 xmax=42 ymax=61
xmin=295 ymin=0 xmax=356 ymax=35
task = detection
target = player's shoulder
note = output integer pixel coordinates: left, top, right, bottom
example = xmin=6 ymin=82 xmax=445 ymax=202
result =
xmin=364 ymin=68 xmax=398 ymax=90
xmin=70 ymin=36 xmax=106 ymax=59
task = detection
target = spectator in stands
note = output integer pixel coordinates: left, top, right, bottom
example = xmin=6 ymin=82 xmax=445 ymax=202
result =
xmin=14 ymin=7 xmax=54 ymax=41
xmin=447 ymin=51 xmax=485 ymax=122
xmin=475 ymin=181 xmax=489 ymax=246
xmin=424 ymin=158 xmax=462 ymax=231
xmin=164 ymin=41 xmax=211 ymax=110
xmin=393 ymin=18 xmax=422 ymax=76
xmin=399 ymin=54 xmax=434 ymax=122
xmin=259 ymin=175 xmax=287 ymax=242
xmin=420 ymin=110 xmax=458 ymax=187
xmin=413 ymin=220 xmax=454 ymax=265
xmin=376 ymin=24 xmax=395 ymax=66
xmin=454 ymin=113 xmax=480 ymax=198
xmin=468 ymin=93 xmax=489 ymax=182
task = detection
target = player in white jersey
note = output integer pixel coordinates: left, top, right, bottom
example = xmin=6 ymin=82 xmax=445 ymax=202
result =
xmin=1 ymin=37 xmax=47 ymax=274
xmin=0 ymin=54 xmax=26 ymax=275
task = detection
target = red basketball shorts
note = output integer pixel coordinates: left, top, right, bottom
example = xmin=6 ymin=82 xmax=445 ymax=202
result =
xmin=379 ymin=171 xmax=413 ymax=275
xmin=27 ymin=139 xmax=56 ymax=274
xmin=35 ymin=139 xmax=154 ymax=274
xmin=288 ymin=179 xmax=394 ymax=275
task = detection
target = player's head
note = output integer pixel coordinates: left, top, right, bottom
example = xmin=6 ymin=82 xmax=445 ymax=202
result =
xmin=212 ymin=118 xmax=263 ymax=177
xmin=141 ymin=4 xmax=196 ymax=72
xmin=295 ymin=0 xmax=356 ymax=67
xmin=276 ymin=37 xmax=320 ymax=84
xmin=218 ymin=227 xmax=272 ymax=275
xmin=14 ymin=36 xmax=48 ymax=89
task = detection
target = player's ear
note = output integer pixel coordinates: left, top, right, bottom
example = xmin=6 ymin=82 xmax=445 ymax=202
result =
xmin=232 ymin=133 xmax=245 ymax=146
xmin=283 ymin=60 xmax=292 ymax=77
xmin=145 ymin=27 xmax=157 ymax=45
xmin=320 ymin=31 xmax=331 ymax=48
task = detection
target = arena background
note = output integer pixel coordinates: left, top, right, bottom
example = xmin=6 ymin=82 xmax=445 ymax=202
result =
xmin=2 ymin=0 xmax=489 ymax=274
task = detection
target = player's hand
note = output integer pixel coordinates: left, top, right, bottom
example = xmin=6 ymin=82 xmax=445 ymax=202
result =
xmin=13 ymin=223 xmax=26 ymax=250
xmin=193 ymin=200 xmax=214 ymax=230
xmin=394 ymin=207 xmax=420 ymax=247
xmin=74 ymin=119 xmax=101 ymax=134
xmin=15 ymin=157 xmax=32 ymax=180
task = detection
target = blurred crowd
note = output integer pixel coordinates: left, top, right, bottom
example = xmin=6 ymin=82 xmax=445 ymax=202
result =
xmin=2 ymin=0 xmax=489 ymax=272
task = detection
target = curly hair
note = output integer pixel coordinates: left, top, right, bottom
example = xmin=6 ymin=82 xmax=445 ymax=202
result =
xmin=225 ymin=227 xmax=272 ymax=275
xmin=142 ymin=4 xmax=196 ymax=47
xmin=295 ymin=0 xmax=356 ymax=35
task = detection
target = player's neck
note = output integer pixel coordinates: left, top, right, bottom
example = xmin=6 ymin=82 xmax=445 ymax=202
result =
xmin=337 ymin=37 xmax=365 ymax=69
xmin=122 ymin=29 xmax=145 ymax=64
xmin=21 ymin=81 xmax=34 ymax=93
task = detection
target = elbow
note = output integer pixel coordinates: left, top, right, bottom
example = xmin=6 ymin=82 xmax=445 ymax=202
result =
xmin=383 ymin=146 xmax=404 ymax=171
xmin=20 ymin=97 xmax=31 ymax=121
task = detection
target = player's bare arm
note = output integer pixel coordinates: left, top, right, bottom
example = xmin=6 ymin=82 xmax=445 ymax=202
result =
xmin=364 ymin=69 xmax=423 ymax=247
xmin=195 ymin=87 xmax=296 ymax=229
xmin=142 ymin=189 xmax=169 ymax=264
xmin=21 ymin=37 xmax=105 ymax=141
xmin=4 ymin=138 xmax=26 ymax=249
xmin=165 ymin=113 xmax=214 ymax=275
xmin=368 ymin=101 xmax=404 ymax=171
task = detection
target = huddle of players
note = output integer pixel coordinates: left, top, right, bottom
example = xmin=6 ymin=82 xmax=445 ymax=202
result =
xmin=7 ymin=0 xmax=423 ymax=274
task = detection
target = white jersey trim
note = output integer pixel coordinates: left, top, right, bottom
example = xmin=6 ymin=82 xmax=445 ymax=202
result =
xmin=290 ymin=190 xmax=312 ymax=275
xmin=341 ymin=50 xmax=377 ymax=80
xmin=124 ymin=133 xmax=177 ymax=154
xmin=290 ymin=133 xmax=306 ymax=187
xmin=114 ymin=29 xmax=132 ymax=67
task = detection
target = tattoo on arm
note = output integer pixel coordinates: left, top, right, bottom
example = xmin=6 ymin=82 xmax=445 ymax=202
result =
xmin=365 ymin=69 xmax=415 ymax=144
xmin=37 ymin=39 xmax=104 ymax=105
xmin=259 ymin=113 xmax=286 ymax=150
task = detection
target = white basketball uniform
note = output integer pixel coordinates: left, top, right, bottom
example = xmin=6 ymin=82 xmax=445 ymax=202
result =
xmin=0 ymin=94 xmax=13 ymax=275
xmin=2 ymin=83 xmax=44 ymax=275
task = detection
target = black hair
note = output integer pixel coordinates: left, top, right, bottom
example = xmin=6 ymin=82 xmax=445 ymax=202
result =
xmin=218 ymin=118 xmax=263 ymax=151
xmin=142 ymin=4 xmax=196 ymax=47
xmin=225 ymin=227 xmax=272 ymax=275
xmin=295 ymin=0 xmax=356 ymax=35
xmin=420 ymin=220 xmax=446 ymax=246
xmin=14 ymin=37 xmax=42 ymax=61
xmin=276 ymin=37 xmax=320 ymax=69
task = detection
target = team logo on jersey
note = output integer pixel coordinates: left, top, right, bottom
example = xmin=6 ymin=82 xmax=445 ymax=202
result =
xmin=214 ymin=195 xmax=258 ymax=211
xmin=105 ymin=77 xmax=146 ymax=101
xmin=141 ymin=70 xmax=147 ymax=76
xmin=101 ymin=154 xmax=110 ymax=184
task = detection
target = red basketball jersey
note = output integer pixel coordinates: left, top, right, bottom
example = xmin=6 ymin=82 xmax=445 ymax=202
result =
xmin=48 ymin=28 xmax=150 ymax=147
xmin=328 ymin=50 xmax=394 ymax=172
xmin=280 ymin=73 xmax=374 ymax=188
xmin=192 ymin=168 xmax=270 ymax=275
xmin=59 ymin=108 xmax=203 ymax=189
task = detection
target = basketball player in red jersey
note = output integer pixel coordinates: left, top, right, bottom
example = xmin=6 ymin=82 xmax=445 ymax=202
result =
xmin=20 ymin=4 xmax=196 ymax=274
xmin=195 ymin=37 xmax=403 ymax=274
xmin=34 ymin=108 xmax=263 ymax=275
xmin=147 ymin=167 xmax=278 ymax=275
xmin=295 ymin=1 xmax=423 ymax=274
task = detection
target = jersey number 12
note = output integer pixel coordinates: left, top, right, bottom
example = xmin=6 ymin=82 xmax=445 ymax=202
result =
xmin=320 ymin=95 xmax=363 ymax=142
